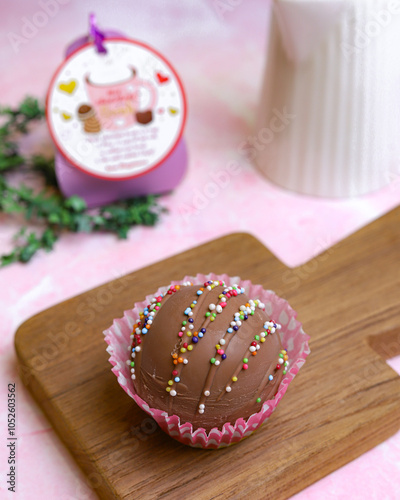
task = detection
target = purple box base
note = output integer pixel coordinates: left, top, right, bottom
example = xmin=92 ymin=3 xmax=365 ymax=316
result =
xmin=55 ymin=138 xmax=188 ymax=208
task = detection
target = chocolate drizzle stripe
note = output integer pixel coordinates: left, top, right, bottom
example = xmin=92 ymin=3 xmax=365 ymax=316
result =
xmin=254 ymin=358 xmax=277 ymax=401
xmin=196 ymin=304 xmax=234 ymax=410
xmin=168 ymin=285 xmax=215 ymax=413
xmin=168 ymin=283 xmax=239 ymax=414
xmin=215 ymin=307 xmax=269 ymax=403
xmin=213 ymin=328 xmax=238 ymax=403
xmin=197 ymin=295 xmax=257 ymax=410
xmin=170 ymin=286 xmax=210 ymax=357
xmin=134 ymin=347 xmax=143 ymax=384
xmin=224 ymin=346 xmax=253 ymax=390
xmin=134 ymin=290 xmax=174 ymax=387
xmin=218 ymin=319 xmax=268 ymax=399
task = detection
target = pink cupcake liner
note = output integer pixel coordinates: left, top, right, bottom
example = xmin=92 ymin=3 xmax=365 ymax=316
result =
xmin=104 ymin=273 xmax=310 ymax=449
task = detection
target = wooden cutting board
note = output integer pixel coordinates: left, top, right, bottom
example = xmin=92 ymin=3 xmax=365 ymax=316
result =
xmin=15 ymin=207 xmax=400 ymax=500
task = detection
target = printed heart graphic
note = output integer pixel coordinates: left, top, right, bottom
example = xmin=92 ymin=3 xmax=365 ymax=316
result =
xmin=58 ymin=80 xmax=77 ymax=94
xmin=168 ymin=107 xmax=178 ymax=115
xmin=156 ymin=72 xmax=169 ymax=84
xmin=61 ymin=112 xmax=72 ymax=120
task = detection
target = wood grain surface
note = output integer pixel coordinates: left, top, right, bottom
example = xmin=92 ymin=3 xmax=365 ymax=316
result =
xmin=15 ymin=207 xmax=400 ymax=500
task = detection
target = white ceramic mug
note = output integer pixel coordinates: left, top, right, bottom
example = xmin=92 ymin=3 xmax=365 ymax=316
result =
xmin=253 ymin=0 xmax=400 ymax=197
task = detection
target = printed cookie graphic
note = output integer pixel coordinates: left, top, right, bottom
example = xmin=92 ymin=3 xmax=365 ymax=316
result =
xmin=135 ymin=110 xmax=153 ymax=125
xmin=77 ymin=104 xmax=101 ymax=133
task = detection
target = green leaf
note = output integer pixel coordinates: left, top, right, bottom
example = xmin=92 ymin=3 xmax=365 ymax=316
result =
xmin=74 ymin=214 xmax=92 ymax=232
xmin=41 ymin=228 xmax=58 ymax=250
xmin=64 ymin=195 xmax=87 ymax=212
xmin=116 ymin=225 xmax=130 ymax=239
xmin=92 ymin=215 xmax=105 ymax=225
xmin=0 ymin=195 xmax=24 ymax=214
xmin=1 ymin=252 xmax=19 ymax=267
xmin=0 ymin=95 xmax=166 ymax=267
xmin=19 ymin=233 xmax=41 ymax=262
xmin=31 ymin=155 xmax=57 ymax=187
xmin=18 ymin=97 xmax=44 ymax=120
xmin=48 ymin=213 xmax=60 ymax=224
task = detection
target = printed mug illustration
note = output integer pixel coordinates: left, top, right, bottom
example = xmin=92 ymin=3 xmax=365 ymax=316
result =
xmin=77 ymin=67 xmax=158 ymax=132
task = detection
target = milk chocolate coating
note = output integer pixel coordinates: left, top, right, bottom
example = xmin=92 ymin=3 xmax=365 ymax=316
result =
xmin=134 ymin=285 xmax=284 ymax=431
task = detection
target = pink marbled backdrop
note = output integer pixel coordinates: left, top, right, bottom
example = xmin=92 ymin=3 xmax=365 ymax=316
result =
xmin=0 ymin=1 xmax=399 ymax=499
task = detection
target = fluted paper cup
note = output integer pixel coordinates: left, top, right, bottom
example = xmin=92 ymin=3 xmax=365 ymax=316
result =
xmin=104 ymin=273 xmax=310 ymax=449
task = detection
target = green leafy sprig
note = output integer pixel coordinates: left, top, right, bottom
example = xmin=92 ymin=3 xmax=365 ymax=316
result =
xmin=0 ymin=97 xmax=165 ymax=267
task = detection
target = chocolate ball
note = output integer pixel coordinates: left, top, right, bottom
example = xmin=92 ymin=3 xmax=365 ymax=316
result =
xmin=131 ymin=281 xmax=285 ymax=432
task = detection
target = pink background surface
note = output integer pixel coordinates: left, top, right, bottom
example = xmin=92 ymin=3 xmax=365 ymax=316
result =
xmin=0 ymin=1 xmax=399 ymax=498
